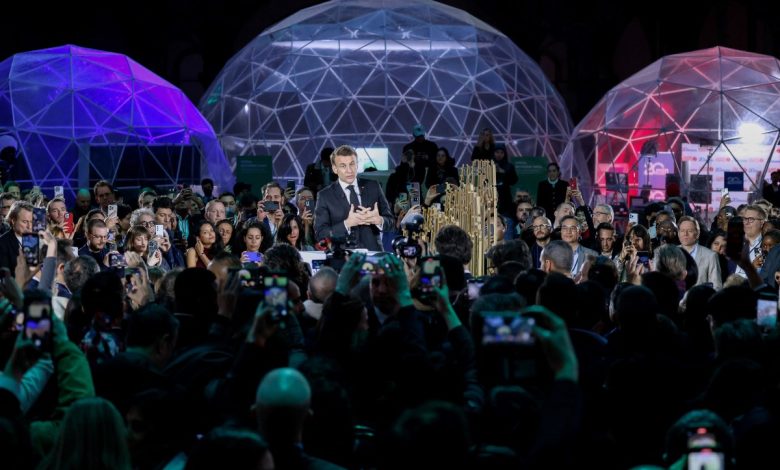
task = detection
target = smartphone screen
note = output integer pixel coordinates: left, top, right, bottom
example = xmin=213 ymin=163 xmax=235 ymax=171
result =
xmin=481 ymin=312 xmax=535 ymax=345
xmin=264 ymin=274 xmax=288 ymax=321
xmin=757 ymin=296 xmax=778 ymax=328
xmin=687 ymin=451 xmax=724 ymax=470
xmin=726 ymin=217 xmax=745 ymax=259
xmin=32 ymin=207 xmax=46 ymax=232
xmin=436 ymin=183 xmax=446 ymax=194
xmin=155 ymin=224 xmax=165 ymax=238
xmin=263 ymin=201 xmax=280 ymax=212
xmin=22 ymin=234 xmax=40 ymax=266
xmin=409 ymin=183 xmax=421 ymax=207
xmin=109 ymin=252 xmax=125 ymax=268
xmin=107 ymin=204 xmax=118 ymax=219
xmin=286 ymin=180 xmax=295 ymax=191
xmin=629 ymin=212 xmax=639 ymax=225
xmin=311 ymin=259 xmax=325 ymax=273
xmin=467 ymin=279 xmax=484 ymax=300
xmin=245 ymin=251 xmax=262 ymax=263
xmin=148 ymin=239 xmax=159 ymax=257
xmin=569 ymin=177 xmax=578 ymax=190
xmin=420 ymin=257 xmax=441 ymax=294
xmin=25 ymin=303 xmax=52 ymax=350
xmin=636 ymin=251 xmax=651 ymax=267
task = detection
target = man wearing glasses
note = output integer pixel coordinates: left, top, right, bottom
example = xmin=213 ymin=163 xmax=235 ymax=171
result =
xmin=559 ymin=215 xmax=597 ymax=277
xmin=529 ymin=215 xmax=553 ymax=269
xmin=79 ymin=218 xmax=111 ymax=270
xmin=736 ymin=205 xmax=767 ymax=278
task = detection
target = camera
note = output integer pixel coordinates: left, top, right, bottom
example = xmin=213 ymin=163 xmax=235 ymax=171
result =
xmin=323 ymin=236 xmax=351 ymax=272
xmin=392 ymin=235 xmax=421 ymax=259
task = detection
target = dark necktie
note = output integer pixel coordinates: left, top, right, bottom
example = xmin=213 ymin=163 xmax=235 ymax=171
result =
xmin=347 ymin=184 xmax=360 ymax=209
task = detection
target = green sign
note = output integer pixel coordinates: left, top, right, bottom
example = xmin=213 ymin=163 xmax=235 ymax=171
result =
xmin=235 ymin=155 xmax=274 ymax=199
xmin=511 ymin=156 xmax=549 ymax=203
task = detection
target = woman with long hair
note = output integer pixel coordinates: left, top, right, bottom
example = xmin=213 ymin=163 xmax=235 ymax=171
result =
xmin=275 ymin=214 xmax=313 ymax=251
xmin=124 ymin=226 xmax=163 ymax=269
xmin=215 ymin=219 xmax=236 ymax=254
xmin=471 ymin=127 xmax=495 ymax=161
xmin=186 ymin=220 xmax=222 ymax=268
xmin=425 ymin=147 xmax=459 ymax=188
xmin=240 ymin=222 xmax=271 ymax=264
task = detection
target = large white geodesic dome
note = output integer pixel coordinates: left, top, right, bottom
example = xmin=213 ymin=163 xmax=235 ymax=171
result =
xmin=200 ymin=0 xmax=572 ymax=181
xmin=560 ymin=46 xmax=780 ymax=208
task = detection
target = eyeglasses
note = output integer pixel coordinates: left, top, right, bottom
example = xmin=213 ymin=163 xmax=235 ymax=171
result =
xmin=594 ymin=211 xmax=610 ymax=216
xmin=531 ymin=224 xmax=550 ymax=231
xmin=140 ymin=221 xmax=154 ymax=227
xmin=743 ymin=217 xmax=765 ymax=224
xmin=560 ymin=225 xmax=579 ymax=232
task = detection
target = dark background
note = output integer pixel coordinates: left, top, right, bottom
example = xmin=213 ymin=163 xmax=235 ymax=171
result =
xmin=0 ymin=0 xmax=774 ymax=123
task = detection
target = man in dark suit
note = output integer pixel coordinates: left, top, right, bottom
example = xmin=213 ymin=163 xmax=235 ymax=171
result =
xmin=314 ymin=145 xmax=394 ymax=251
xmin=536 ymin=162 xmax=569 ymax=223
xmin=0 ymin=200 xmax=33 ymax=273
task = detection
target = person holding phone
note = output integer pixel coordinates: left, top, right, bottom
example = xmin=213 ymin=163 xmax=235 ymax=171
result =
xmin=240 ymin=222 xmax=270 ymax=264
xmin=125 ymin=226 xmax=163 ymax=269
xmin=0 ymin=200 xmax=33 ymax=273
xmin=294 ymin=187 xmax=317 ymax=247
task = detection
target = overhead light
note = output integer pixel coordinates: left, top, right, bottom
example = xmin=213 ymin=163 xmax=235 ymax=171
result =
xmin=738 ymin=122 xmax=765 ymax=144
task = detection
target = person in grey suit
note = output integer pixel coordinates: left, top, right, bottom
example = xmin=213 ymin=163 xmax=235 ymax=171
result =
xmin=558 ymin=215 xmax=597 ymax=278
xmin=678 ymin=216 xmax=722 ymax=289
xmin=314 ymin=145 xmax=394 ymax=251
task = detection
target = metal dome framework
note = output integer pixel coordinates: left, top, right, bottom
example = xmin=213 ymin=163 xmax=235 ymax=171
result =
xmin=0 ymin=45 xmax=233 ymax=198
xmin=200 ymin=0 xmax=572 ymax=181
xmin=561 ymin=46 xmax=780 ymax=208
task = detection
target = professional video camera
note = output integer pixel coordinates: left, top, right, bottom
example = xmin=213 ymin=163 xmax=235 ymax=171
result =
xmin=321 ymin=236 xmax=351 ymax=272
xmin=392 ymin=212 xmax=424 ymax=259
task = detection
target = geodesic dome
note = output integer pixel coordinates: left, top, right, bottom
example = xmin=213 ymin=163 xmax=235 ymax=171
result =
xmin=561 ymin=46 xmax=780 ymax=208
xmin=200 ymin=0 xmax=572 ymax=181
xmin=0 ymin=45 xmax=233 ymax=198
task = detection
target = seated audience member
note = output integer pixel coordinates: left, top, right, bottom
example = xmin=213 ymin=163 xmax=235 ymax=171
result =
xmin=275 ymin=214 xmax=312 ymax=251
xmin=240 ymin=222 xmax=272 ymax=264
xmin=215 ymin=219 xmax=236 ymax=254
xmin=79 ymin=218 xmax=111 ymax=271
xmin=186 ymin=220 xmax=222 ymax=269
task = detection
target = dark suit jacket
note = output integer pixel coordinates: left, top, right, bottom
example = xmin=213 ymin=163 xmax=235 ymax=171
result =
xmin=536 ymin=179 xmax=569 ymax=222
xmin=314 ymin=179 xmax=394 ymax=251
xmin=0 ymin=230 xmax=20 ymax=273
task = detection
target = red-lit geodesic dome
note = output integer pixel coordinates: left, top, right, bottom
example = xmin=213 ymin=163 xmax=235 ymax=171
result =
xmin=560 ymin=46 xmax=780 ymax=210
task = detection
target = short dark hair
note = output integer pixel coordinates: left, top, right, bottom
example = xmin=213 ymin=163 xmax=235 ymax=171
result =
xmin=595 ymin=222 xmax=615 ymax=236
xmin=486 ymin=239 xmax=531 ymax=271
xmin=547 ymin=162 xmax=560 ymax=171
xmin=126 ymin=304 xmax=179 ymax=348
xmin=93 ymin=180 xmax=113 ymax=195
xmin=201 ymin=178 xmax=214 ymax=186
xmin=153 ymin=196 xmax=174 ymax=212
xmin=434 ymin=225 xmax=473 ymax=265
xmin=56 ymin=239 xmax=76 ymax=266
xmin=64 ymin=256 xmax=100 ymax=293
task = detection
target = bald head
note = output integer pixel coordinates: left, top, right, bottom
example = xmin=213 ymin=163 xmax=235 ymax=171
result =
xmin=255 ymin=368 xmax=311 ymax=444
xmin=308 ymin=267 xmax=338 ymax=303
xmin=256 ymin=368 xmax=311 ymax=409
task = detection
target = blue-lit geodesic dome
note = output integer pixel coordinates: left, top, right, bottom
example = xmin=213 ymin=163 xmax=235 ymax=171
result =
xmin=0 ymin=45 xmax=233 ymax=199
xmin=200 ymin=0 xmax=572 ymax=181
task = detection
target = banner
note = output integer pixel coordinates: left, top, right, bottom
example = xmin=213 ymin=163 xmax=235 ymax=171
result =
xmin=235 ymin=155 xmax=274 ymax=199
xmin=512 ymin=156 xmax=549 ymax=203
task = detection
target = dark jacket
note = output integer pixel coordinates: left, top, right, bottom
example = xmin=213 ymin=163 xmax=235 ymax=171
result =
xmin=537 ymin=179 xmax=569 ymax=222
xmin=314 ymin=179 xmax=394 ymax=251
xmin=495 ymin=158 xmax=519 ymax=217
xmin=0 ymin=229 xmax=20 ymax=273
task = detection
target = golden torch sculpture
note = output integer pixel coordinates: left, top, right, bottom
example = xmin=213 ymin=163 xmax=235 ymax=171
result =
xmin=419 ymin=160 xmax=499 ymax=277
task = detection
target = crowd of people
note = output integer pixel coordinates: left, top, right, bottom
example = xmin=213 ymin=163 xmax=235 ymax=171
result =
xmin=0 ymin=128 xmax=779 ymax=469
